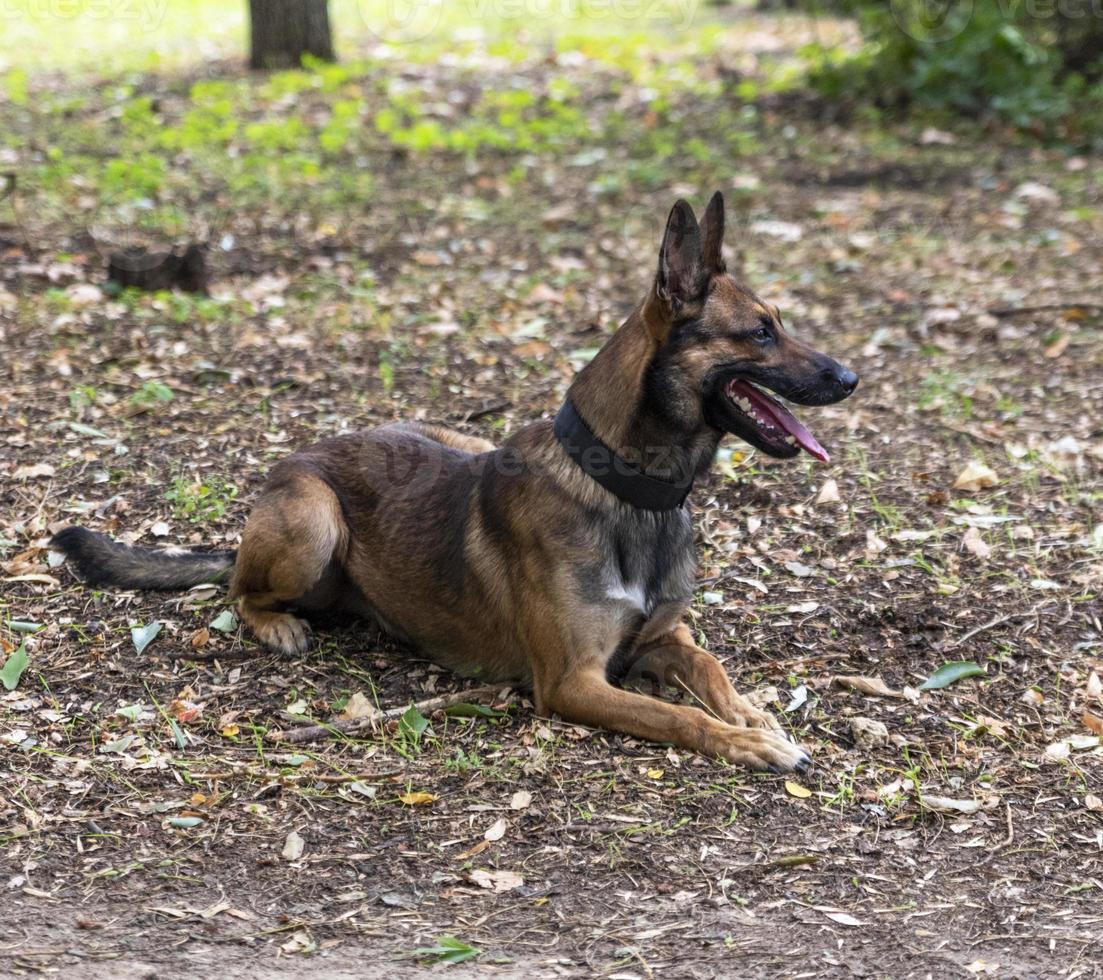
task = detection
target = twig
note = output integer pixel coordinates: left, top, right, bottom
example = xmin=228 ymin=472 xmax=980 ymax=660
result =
xmin=267 ymin=684 xmax=515 ymax=743
xmin=944 ymin=604 xmax=1051 ymax=651
xmin=986 ymin=303 xmax=1103 ymax=317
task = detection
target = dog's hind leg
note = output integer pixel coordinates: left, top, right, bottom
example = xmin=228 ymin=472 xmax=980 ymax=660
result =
xmin=230 ymin=471 xmax=348 ymax=655
xmin=621 ymin=624 xmax=782 ymax=731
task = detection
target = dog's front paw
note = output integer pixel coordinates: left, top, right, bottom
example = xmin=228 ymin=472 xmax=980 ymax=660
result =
xmin=722 ymin=693 xmax=784 ymax=733
xmin=713 ymin=727 xmax=811 ymax=773
xmin=248 ymin=610 xmax=312 ymax=655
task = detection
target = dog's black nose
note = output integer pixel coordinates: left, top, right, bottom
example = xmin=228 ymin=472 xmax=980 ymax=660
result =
xmin=836 ymin=366 xmax=859 ymax=396
xmin=819 ymin=364 xmax=859 ymax=399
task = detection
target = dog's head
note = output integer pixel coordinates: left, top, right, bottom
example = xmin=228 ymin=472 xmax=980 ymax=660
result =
xmin=642 ymin=192 xmax=858 ymax=463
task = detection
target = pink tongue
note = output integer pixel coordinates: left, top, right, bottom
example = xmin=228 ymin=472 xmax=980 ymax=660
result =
xmin=731 ymin=380 xmax=830 ymax=464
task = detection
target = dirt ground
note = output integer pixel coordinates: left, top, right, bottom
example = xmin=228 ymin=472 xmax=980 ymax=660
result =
xmin=2 ymin=12 xmax=1102 ymax=979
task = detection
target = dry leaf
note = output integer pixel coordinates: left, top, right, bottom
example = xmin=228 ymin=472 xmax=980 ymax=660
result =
xmin=456 ymin=840 xmax=490 ymax=861
xmin=398 ymin=791 xmax=436 ymax=806
xmin=824 ymin=911 xmax=865 ymax=927
xmin=1086 ymin=671 xmax=1102 ymax=705
xmin=189 ymin=628 xmax=210 ymax=649
xmin=1083 ymin=711 xmax=1103 ymax=736
xmin=483 ymin=817 xmax=508 ymax=842
xmin=1085 ymin=794 xmax=1102 ymax=813
xmin=920 ymin=795 xmax=982 ymax=814
xmin=510 ymin=790 xmax=532 ymax=810
xmin=281 ymin=830 xmax=305 ymax=861
xmin=953 ymin=461 xmax=998 ymax=491
xmin=14 ymin=463 xmax=56 ymax=480
xmin=832 ymin=675 xmax=906 ymax=699
xmin=339 ymin=691 xmax=380 ymax=722
xmin=169 ymin=699 xmax=201 ymax=723
xmin=865 ymin=529 xmax=888 ymax=560
xmin=815 ymin=478 xmax=841 ymax=505
xmin=785 ymin=780 xmax=812 ymax=799
xmin=1043 ymin=333 xmax=1069 ymax=358
xmin=470 ymin=868 xmax=524 ymax=892
xmin=961 ymin=526 xmax=991 ymax=559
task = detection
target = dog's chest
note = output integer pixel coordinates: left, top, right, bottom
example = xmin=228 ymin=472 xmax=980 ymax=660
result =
xmin=599 ymin=509 xmax=695 ymax=637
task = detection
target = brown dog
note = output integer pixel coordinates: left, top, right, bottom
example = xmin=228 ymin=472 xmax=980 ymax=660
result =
xmin=55 ymin=192 xmax=857 ymax=771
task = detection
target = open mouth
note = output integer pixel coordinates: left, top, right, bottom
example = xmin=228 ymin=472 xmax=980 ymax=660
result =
xmin=726 ymin=379 xmax=830 ymax=463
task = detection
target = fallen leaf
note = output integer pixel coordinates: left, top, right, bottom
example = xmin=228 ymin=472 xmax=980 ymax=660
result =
xmin=865 ymin=529 xmax=888 ymax=560
xmin=469 ymin=869 xmax=523 ymax=892
xmin=1044 ymin=735 xmax=1100 ymax=763
xmin=510 ymin=790 xmax=532 ymax=810
xmin=920 ymin=794 xmax=982 ymax=814
xmin=398 ymin=791 xmax=436 ymax=806
xmin=169 ymin=699 xmax=201 ymax=723
xmin=824 ymin=911 xmax=865 ymax=927
xmin=209 ymin=609 xmax=237 ymax=633
xmin=1082 ymin=712 xmax=1103 ymax=736
xmin=961 ymin=526 xmax=991 ymax=559
xmin=339 ymin=691 xmax=380 ymax=722
xmin=131 ymin=621 xmax=162 ymax=656
xmin=1085 ymin=794 xmax=1102 ymax=813
xmin=784 ymin=560 xmax=815 ymax=578
xmin=1044 ymin=333 xmax=1069 ymax=358
xmin=220 ymin=723 xmax=239 ymax=737
xmin=646 ymin=768 xmax=664 ymax=780
xmin=953 ymin=461 xmax=998 ymax=491
xmin=815 ymin=478 xmax=841 ymax=505
xmin=14 ymin=463 xmax=55 ymax=480
xmin=0 ymin=641 xmax=28 ymax=691
xmin=280 ymin=930 xmax=316 ymax=954
xmin=832 ymin=674 xmax=906 ymax=699
xmin=483 ymin=817 xmax=508 ymax=842
xmin=919 ymin=661 xmax=986 ymax=690
xmin=785 ymin=780 xmax=812 ymax=799
xmin=281 ymin=830 xmax=305 ymax=861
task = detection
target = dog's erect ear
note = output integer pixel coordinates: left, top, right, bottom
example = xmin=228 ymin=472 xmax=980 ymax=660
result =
xmin=698 ymin=191 xmax=726 ymax=275
xmin=656 ymin=199 xmax=705 ymax=309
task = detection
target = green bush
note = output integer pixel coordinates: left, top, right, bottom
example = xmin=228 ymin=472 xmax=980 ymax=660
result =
xmin=805 ymin=0 xmax=1103 ymax=135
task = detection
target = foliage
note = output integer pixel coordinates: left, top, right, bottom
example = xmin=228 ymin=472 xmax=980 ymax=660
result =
xmin=806 ymin=0 xmax=1103 ymax=136
xmin=165 ymin=476 xmax=239 ymax=523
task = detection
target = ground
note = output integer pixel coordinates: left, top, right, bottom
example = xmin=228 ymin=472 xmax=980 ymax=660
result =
xmin=1 ymin=5 xmax=1102 ymax=978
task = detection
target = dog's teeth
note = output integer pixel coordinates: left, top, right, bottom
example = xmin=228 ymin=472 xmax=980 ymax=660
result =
xmin=784 ymin=435 xmax=796 ymax=445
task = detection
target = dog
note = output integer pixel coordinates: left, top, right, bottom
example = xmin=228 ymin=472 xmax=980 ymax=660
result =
xmin=54 ymin=192 xmax=858 ymax=772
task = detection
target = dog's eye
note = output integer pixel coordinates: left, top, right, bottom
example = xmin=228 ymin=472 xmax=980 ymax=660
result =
xmin=752 ymin=326 xmax=772 ymax=343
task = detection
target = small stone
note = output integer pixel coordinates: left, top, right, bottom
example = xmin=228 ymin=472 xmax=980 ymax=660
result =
xmin=848 ymin=716 xmax=889 ymax=749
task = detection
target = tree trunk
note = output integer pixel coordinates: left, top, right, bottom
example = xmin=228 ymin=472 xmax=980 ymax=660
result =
xmin=249 ymin=0 xmax=334 ymax=71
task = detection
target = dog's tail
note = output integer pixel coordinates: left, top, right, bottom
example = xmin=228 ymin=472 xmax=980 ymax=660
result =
xmin=52 ymin=527 xmax=236 ymax=591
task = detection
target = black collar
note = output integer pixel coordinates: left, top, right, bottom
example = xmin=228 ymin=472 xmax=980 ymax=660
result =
xmin=553 ymin=399 xmax=693 ymax=511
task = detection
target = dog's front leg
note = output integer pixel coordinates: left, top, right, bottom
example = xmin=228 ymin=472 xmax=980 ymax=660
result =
xmin=625 ymin=624 xmax=783 ymax=731
xmin=534 ymin=660 xmax=809 ymax=773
